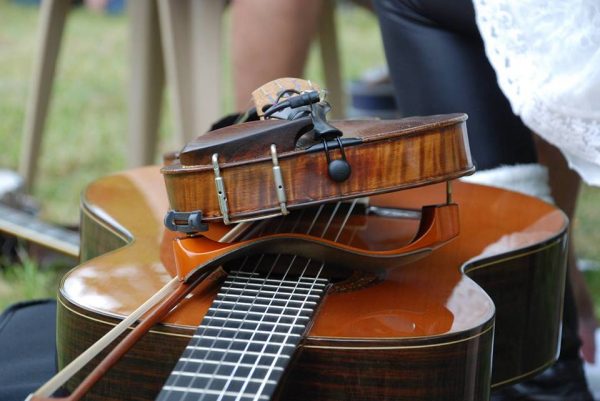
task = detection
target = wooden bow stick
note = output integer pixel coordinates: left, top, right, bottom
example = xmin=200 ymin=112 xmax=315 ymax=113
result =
xmin=28 ymin=222 xmax=251 ymax=401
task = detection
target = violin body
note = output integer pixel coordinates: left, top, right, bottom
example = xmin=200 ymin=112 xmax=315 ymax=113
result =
xmin=162 ymin=113 xmax=474 ymax=224
xmin=57 ymin=167 xmax=567 ymax=400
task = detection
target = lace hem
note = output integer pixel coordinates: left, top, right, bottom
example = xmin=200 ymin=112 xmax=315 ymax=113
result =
xmin=473 ymin=0 xmax=600 ymax=185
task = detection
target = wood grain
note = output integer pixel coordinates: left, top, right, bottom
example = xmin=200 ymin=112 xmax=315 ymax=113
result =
xmin=162 ymin=114 xmax=474 ymax=223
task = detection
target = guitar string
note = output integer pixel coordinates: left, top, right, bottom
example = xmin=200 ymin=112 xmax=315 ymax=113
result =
xmin=210 ymin=202 xmax=343 ymax=401
xmin=160 ymin=206 xmax=309 ymax=401
xmin=170 ymin=201 xmax=340 ymax=400
xmin=241 ymin=198 xmax=359 ymax=401
xmin=161 ymin=209 xmax=296 ymax=401
xmin=167 ymin=84 xmax=342 ymax=399
xmin=194 ymin=204 xmax=329 ymax=401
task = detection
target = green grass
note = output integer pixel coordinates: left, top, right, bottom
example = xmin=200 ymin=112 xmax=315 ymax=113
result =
xmin=1 ymin=1 xmax=600 ymax=312
xmin=0 ymin=246 xmax=71 ymax=306
xmin=0 ymin=2 xmax=388 ymax=308
xmin=0 ymin=2 xmax=386 ymax=225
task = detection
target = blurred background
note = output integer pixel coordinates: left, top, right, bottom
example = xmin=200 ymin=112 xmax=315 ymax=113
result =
xmin=0 ymin=0 xmax=599 ymax=327
xmin=0 ymin=0 xmax=390 ymax=307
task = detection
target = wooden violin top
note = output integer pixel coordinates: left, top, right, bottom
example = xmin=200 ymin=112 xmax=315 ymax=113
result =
xmin=176 ymin=114 xmax=469 ymax=166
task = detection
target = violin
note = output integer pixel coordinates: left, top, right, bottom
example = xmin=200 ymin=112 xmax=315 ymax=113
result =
xmin=162 ymin=97 xmax=473 ymax=226
xmin=49 ymin=167 xmax=567 ymax=400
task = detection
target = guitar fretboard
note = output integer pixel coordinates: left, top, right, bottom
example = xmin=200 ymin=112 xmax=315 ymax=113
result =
xmin=156 ymin=271 xmax=328 ymax=401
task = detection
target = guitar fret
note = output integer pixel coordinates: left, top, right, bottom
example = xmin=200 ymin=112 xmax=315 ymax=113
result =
xmin=178 ymin=358 xmax=285 ymax=371
xmin=196 ymin=326 xmax=302 ymax=336
xmin=221 ymin=282 xmax=327 ymax=292
xmin=216 ymin=294 xmax=317 ymax=305
xmin=157 ymin=274 xmax=328 ymax=401
xmin=212 ymin=299 xmax=314 ymax=313
xmin=161 ymin=386 xmax=269 ymax=399
xmin=218 ymin=290 xmax=321 ymax=299
xmin=163 ymin=373 xmax=277 ymax=397
xmin=201 ymin=316 xmax=307 ymax=328
xmin=186 ymin=346 xmax=292 ymax=359
xmin=207 ymin=308 xmax=311 ymax=320
xmin=217 ymin=287 xmax=323 ymax=298
xmin=190 ymin=338 xmax=296 ymax=354
xmin=170 ymin=371 xmax=278 ymax=386
xmin=191 ymin=335 xmax=296 ymax=347
xmin=166 ymin=359 xmax=282 ymax=377
xmin=203 ymin=315 xmax=310 ymax=327
xmin=223 ymin=277 xmax=323 ymax=285
xmin=181 ymin=348 xmax=289 ymax=365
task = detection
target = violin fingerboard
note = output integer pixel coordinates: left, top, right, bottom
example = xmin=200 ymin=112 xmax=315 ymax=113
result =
xmin=156 ymin=271 xmax=328 ymax=401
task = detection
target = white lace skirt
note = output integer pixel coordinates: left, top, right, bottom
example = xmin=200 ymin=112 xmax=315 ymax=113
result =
xmin=473 ymin=0 xmax=600 ymax=185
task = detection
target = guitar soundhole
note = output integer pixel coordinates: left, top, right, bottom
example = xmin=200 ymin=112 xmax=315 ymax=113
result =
xmin=222 ymin=253 xmax=349 ymax=283
xmin=222 ymin=253 xmax=379 ymax=292
xmin=225 ymin=202 xmax=385 ymax=288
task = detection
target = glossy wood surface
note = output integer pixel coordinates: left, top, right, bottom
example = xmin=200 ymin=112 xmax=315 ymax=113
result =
xmin=162 ymin=114 xmax=474 ymax=222
xmin=171 ymin=203 xmax=459 ymax=281
xmin=58 ymin=167 xmax=568 ymax=400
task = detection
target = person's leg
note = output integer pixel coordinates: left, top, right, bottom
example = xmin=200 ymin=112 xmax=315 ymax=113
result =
xmin=230 ymin=0 xmax=323 ymax=111
xmin=373 ymin=0 xmax=537 ymax=170
xmin=535 ymin=133 xmax=598 ymax=364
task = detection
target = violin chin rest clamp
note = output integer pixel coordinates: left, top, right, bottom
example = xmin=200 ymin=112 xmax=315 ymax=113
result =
xmin=328 ymin=159 xmax=352 ymax=182
xmin=323 ymin=137 xmax=352 ymax=183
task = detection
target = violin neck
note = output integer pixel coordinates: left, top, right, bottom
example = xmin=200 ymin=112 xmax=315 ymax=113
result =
xmin=156 ymin=271 xmax=329 ymax=401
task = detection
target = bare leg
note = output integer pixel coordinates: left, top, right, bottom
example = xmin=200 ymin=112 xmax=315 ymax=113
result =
xmin=231 ymin=0 xmax=323 ymax=110
xmin=535 ymin=133 xmax=597 ymax=363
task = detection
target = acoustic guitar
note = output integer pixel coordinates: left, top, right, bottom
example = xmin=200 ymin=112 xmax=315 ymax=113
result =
xmin=54 ymin=166 xmax=567 ymax=400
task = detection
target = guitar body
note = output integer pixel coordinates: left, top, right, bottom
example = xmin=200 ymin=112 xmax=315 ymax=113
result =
xmin=58 ymin=167 xmax=567 ymax=400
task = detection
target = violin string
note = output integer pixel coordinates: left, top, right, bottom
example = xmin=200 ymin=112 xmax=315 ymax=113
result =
xmin=165 ymin=207 xmax=311 ymax=401
xmin=317 ymin=201 xmax=342 ymax=238
xmin=243 ymin=198 xmax=359 ymax=401
xmin=163 ymin=212 xmax=293 ymax=401
xmin=333 ymin=198 xmax=358 ymax=243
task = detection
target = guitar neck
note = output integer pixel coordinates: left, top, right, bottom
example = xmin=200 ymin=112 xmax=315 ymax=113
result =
xmin=156 ymin=271 xmax=328 ymax=401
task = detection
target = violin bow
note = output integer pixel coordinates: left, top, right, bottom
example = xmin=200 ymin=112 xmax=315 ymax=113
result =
xmin=27 ymin=222 xmax=251 ymax=401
